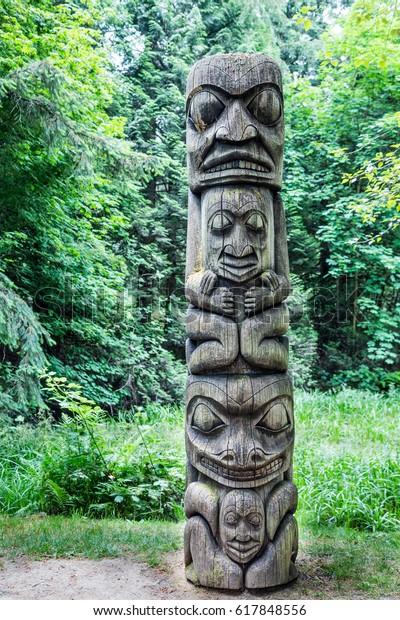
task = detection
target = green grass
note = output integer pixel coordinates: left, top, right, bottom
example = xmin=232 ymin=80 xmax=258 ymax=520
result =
xmin=295 ymin=390 xmax=400 ymax=531
xmin=297 ymin=520 xmax=400 ymax=598
xmin=0 ymin=514 xmax=184 ymax=567
xmin=295 ymin=389 xmax=399 ymax=454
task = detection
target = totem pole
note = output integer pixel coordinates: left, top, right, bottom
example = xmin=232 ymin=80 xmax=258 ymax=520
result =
xmin=184 ymin=54 xmax=298 ymax=590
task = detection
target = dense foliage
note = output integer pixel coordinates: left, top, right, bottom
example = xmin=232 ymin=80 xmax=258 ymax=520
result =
xmin=1 ymin=389 xmax=398 ymax=530
xmin=0 ymin=0 xmax=399 ymax=415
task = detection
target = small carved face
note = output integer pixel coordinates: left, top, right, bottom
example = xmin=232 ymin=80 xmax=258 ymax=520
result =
xmin=220 ymin=490 xmax=265 ymax=564
xmin=202 ymin=187 xmax=274 ymax=283
xmin=186 ymin=54 xmax=284 ymax=193
xmin=186 ymin=375 xmax=294 ymax=488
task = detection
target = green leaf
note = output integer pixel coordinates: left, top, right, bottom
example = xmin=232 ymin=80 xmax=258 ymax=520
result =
xmin=304 ymin=18 xmax=312 ymax=31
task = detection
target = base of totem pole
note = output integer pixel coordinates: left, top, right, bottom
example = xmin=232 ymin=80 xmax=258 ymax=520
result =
xmin=185 ymin=562 xmax=298 ymax=592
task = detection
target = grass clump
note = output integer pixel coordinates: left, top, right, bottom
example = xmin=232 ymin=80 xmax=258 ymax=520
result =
xmin=298 ymin=520 xmax=400 ymax=598
xmin=295 ymin=389 xmax=400 ymax=532
xmin=297 ymin=455 xmax=399 ymax=531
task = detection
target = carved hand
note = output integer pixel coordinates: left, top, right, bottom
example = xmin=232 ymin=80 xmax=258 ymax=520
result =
xmin=244 ymin=287 xmax=269 ymax=315
xmin=244 ymin=271 xmax=289 ymax=315
xmin=199 ymin=270 xmax=218 ymax=295
xmin=211 ymin=287 xmax=235 ymax=316
xmin=260 ymin=270 xmax=282 ymax=292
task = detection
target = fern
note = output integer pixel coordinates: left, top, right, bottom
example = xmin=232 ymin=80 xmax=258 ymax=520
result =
xmin=0 ymin=271 xmax=53 ymax=414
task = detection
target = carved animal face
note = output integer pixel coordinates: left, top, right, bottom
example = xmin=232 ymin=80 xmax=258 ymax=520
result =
xmin=186 ymin=375 xmax=294 ymax=488
xmin=219 ymin=489 xmax=265 ymax=564
xmin=202 ymin=187 xmax=274 ymax=283
xmin=186 ymin=54 xmax=284 ymax=193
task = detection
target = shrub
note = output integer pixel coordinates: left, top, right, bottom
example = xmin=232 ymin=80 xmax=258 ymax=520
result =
xmin=0 ymin=376 xmax=185 ymax=520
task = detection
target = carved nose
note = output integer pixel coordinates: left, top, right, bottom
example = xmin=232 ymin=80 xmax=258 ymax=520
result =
xmin=247 ymin=449 xmax=265 ymax=467
xmin=224 ymin=244 xmax=254 ymax=258
xmin=220 ymin=451 xmax=236 ymax=464
xmin=216 ymin=124 xmax=257 ymax=142
xmin=221 ymin=448 xmax=246 ymax=467
xmin=235 ymin=529 xmax=251 ymax=542
xmin=215 ymin=100 xmax=258 ymax=142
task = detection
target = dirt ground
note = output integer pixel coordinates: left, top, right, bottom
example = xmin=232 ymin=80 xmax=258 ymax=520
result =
xmin=0 ymin=550 xmax=373 ymax=600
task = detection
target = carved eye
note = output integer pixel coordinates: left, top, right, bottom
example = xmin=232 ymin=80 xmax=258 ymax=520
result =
xmin=224 ymin=511 xmax=238 ymax=526
xmin=256 ymin=403 xmax=290 ymax=433
xmin=210 ymin=212 xmax=233 ymax=232
xmin=189 ymin=91 xmax=225 ymax=132
xmin=191 ymin=403 xmax=225 ymax=433
xmin=248 ymin=513 xmax=262 ymax=527
xmin=247 ymin=88 xmax=282 ymax=125
xmin=245 ymin=212 xmax=265 ymax=232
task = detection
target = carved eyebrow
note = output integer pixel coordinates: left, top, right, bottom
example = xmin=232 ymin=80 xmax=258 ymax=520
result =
xmin=187 ymin=82 xmax=282 ymax=110
xmin=246 ymin=510 xmax=263 ymax=518
xmin=222 ymin=506 xmax=239 ymax=514
xmin=253 ymin=395 xmax=292 ymax=415
xmin=189 ymin=378 xmax=290 ymax=409
xmin=249 ymin=379 xmax=289 ymax=402
xmin=207 ymin=201 xmax=263 ymax=219
xmin=187 ymin=395 xmax=229 ymax=422
xmin=254 ymin=398 xmax=292 ymax=434
xmin=222 ymin=503 xmax=263 ymax=515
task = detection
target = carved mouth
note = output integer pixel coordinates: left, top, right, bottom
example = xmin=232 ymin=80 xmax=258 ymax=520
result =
xmin=227 ymin=540 xmax=260 ymax=553
xmin=199 ymin=456 xmax=283 ymax=481
xmin=219 ymin=250 xmax=259 ymax=280
xmin=219 ymin=263 xmax=259 ymax=280
xmin=205 ymin=160 xmax=272 ymax=174
xmin=220 ymin=257 xmax=258 ymax=272
xmin=201 ymin=144 xmax=275 ymax=177
xmin=221 ymin=255 xmax=258 ymax=267
xmin=226 ymin=541 xmax=261 ymax=562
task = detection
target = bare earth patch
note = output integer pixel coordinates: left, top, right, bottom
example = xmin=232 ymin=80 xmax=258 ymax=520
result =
xmin=0 ymin=551 xmax=381 ymax=600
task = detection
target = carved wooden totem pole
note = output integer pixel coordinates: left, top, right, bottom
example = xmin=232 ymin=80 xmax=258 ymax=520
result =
xmin=184 ymin=54 xmax=297 ymax=590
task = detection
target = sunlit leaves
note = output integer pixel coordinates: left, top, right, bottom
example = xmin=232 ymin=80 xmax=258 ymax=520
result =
xmin=293 ymin=5 xmax=316 ymax=32
xmin=322 ymin=0 xmax=400 ymax=76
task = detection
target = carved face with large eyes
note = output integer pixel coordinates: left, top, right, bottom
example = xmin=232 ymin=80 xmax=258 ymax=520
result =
xmin=186 ymin=375 xmax=294 ymax=488
xmin=220 ymin=490 xmax=265 ymax=564
xmin=186 ymin=54 xmax=284 ymax=193
xmin=202 ymin=187 xmax=274 ymax=283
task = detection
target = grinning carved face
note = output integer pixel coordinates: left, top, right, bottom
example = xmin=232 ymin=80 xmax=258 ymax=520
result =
xmin=186 ymin=375 xmax=294 ymax=488
xmin=202 ymin=187 xmax=274 ymax=283
xmin=220 ymin=490 xmax=265 ymax=564
xmin=186 ymin=54 xmax=284 ymax=193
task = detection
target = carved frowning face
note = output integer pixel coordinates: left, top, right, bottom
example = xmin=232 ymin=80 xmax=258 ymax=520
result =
xmin=220 ymin=490 xmax=265 ymax=564
xmin=186 ymin=54 xmax=284 ymax=193
xmin=186 ymin=375 xmax=294 ymax=488
xmin=202 ymin=187 xmax=274 ymax=283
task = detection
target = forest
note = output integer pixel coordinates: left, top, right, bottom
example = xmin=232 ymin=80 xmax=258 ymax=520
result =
xmin=1 ymin=0 xmax=399 ymax=416
xmin=0 ymin=0 xmax=399 ymax=599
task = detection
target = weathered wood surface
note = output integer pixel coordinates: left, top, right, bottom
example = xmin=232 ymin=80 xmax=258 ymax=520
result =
xmin=184 ymin=53 xmax=297 ymax=590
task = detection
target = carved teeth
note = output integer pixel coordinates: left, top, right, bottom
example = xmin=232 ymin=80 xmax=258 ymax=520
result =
xmin=199 ymin=456 xmax=283 ymax=480
xmin=205 ymin=160 xmax=271 ymax=174
xmin=221 ymin=259 xmax=258 ymax=268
